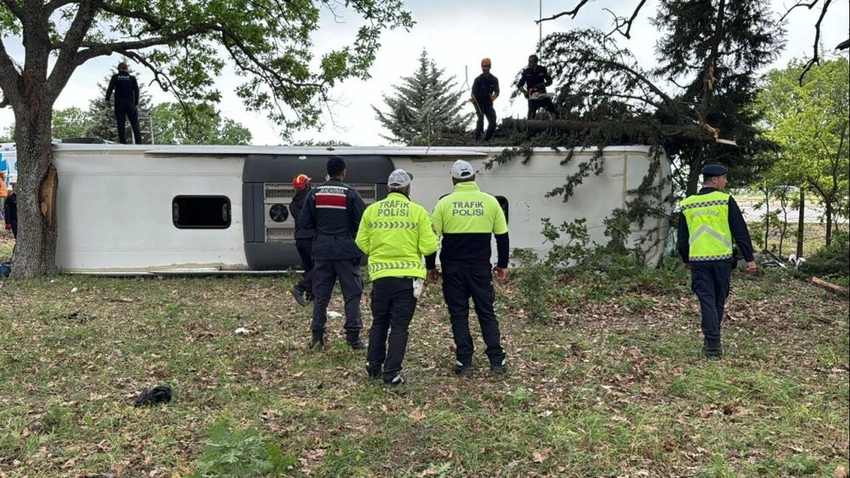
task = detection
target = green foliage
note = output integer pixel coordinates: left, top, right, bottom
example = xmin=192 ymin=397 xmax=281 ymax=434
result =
xmin=541 ymin=217 xmax=594 ymax=268
xmin=510 ymin=248 xmax=554 ymax=323
xmin=540 ymin=217 xmax=686 ymax=294
xmin=51 ymin=107 xmax=92 ymax=139
xmin=801 ymin=230 xmax=849 ymax=279
xmin=372 ymin=49 xmax=473 ymax=145
xmin=757 ymin=57 xmax=850 ymax=246
xmin=190 ymin=420 xmax=296 ymax=477
xmin=152 ymin=102 xmax=252 ymax=145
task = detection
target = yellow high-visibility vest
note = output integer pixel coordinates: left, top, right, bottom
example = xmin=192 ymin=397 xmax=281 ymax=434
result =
xmin=355 ymin=192 xmax=438 ymax=280
xmin=680 ymin=191 xmax=733 ymax=261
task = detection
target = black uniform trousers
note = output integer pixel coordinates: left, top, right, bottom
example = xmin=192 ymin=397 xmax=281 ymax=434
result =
xmin=311 ymin=258 xmax=363 ymax=334
xmin=474 ymin=101 xmax=497 ymax=141
xmin=690 ymin=261 xmax=732 ymax=342
xmin=295 ymin=238 xmax=315 ymax=299
xmin=115 ymin=101 xmax=142 ymax=144
xmin=441 ymin=265 xmax=505 ymax=366
xmin=367 ymin=277 xmax=417 ymax=381
xmin=527 ymin=98 xmax=558 ymax=119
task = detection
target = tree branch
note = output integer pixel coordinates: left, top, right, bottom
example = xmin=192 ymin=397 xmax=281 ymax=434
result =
xmin=501 ymin=118 xmax=720 ymax=142
xmin=779 ymin=0 xmax=820 ymax=22
xmin=44 ymin=0 xmax=82 ymax=14
xmin=74 ymin=23 xmax=222 ymax=65
xmin=797 ymin=0 xmax=832 ymax=85
xmin=604 ymin=0 xmax=648 ymax=39
xmin=1 ymin=0 xmax=24 ymax=20
xmin=0 ymin=35 xmax=23 ymax=106
xmin=97 ymin=2 xmax=164 ymax=31
xmin=591 ymin=58 xmax=680 ymax=113
xmin=46 ymin=0 xmax=103 ymax=100
xmin=537 ymin=0 xmax=592 ymax=23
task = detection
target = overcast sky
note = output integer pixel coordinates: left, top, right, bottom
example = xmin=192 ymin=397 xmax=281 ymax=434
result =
xmin=0 ymin=0 xmax=847 ymax=146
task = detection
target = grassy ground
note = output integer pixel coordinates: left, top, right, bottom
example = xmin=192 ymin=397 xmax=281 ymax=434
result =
xmin=0 ymin=247 xmax=847 ymax=477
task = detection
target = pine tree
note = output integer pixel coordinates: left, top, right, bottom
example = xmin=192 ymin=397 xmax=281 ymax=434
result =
xmin=373 ymin=50 xmax=473 ymax=145
xmin=652 ymin=0 xmax=784 ymax=194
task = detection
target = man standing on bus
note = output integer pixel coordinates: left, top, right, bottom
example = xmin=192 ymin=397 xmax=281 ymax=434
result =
xmin=517 ymin=54 xmax=558 ymax=119
xmin=298 ymin=156 xmax=367 ymax=350
xmin=105 ymin=61 xmax=142 ymax=144
xmin=471 ymin=58 xmax=499 ymax=141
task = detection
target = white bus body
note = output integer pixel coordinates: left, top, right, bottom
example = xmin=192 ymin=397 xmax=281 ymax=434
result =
xmin=50 ymin=144 xmax=672 ymax=274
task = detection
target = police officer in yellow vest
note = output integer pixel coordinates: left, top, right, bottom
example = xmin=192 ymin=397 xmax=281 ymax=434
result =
xmin=356 ymin=169 xmax=438 ymax=387
xmin=426 ymin=160 xmax=510 ymax=375
xmin=677 ymin=164 xmax=757 ymax=358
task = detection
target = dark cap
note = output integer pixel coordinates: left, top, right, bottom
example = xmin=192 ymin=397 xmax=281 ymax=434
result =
xmin=702 ymin=164 xmax=728 ymax=178
xmin=327 ymin=155 xmax=346 ymax=175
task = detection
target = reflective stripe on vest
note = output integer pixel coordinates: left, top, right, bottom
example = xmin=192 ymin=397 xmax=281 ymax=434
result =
xmin=680 ymin=191 xmax=733 ymax=261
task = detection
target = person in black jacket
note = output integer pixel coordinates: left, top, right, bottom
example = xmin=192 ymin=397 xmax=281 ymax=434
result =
xmin=517 ymin=54 xmax=558 ymax=119
xmin=3 ymin=181 xmax=16 ymax=238
xmin=298 ymin=156 xmax=367 ymax=350
xmin=289 ymin=173 xmax=316 ymax=306
xmin=471 ymin=58 xmax=500 ymax=141
xmin=105 ymin=62 xmax=142 ymax=144
xmin=677 ymin=164 xmax=757 ymax=358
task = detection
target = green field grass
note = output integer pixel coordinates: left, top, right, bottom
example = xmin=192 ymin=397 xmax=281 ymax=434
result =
xmin=0 ymin=256 xmax=847 ymax=477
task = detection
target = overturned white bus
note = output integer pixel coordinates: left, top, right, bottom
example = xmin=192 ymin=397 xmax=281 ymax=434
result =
xmin=50 ymin=144 xmax=672 ymax=274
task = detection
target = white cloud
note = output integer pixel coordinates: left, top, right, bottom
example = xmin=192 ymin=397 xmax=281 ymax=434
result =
xmin=1 ymin=0 xmax=847 ymax=145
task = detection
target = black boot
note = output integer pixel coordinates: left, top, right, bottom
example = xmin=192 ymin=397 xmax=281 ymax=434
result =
xmin=309 ymin=330 xmax=325 ymax=349
xmin=701 ymin=338 xmax=722 ymax=358
xmin=346 ymin=332 xmax=366 ymax=350
xmin=290 ymin=286 xmax=306 ymax=306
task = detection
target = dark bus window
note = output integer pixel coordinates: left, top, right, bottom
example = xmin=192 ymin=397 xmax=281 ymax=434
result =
xmin=495 ymin=196 xmax=509 ymax=224
xmin=172 ymin=196 xmax=231 ymax=229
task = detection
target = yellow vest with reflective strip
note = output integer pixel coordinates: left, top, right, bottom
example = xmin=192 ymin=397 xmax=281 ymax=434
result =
xmin=680 ymin=191 xmax=733 ymax=261
xmin=355 ymin=192 xmax=439 ymax=280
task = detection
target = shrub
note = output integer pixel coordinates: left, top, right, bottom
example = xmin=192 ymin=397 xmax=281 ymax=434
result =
xmin=190 ymin=420 xmax=296 ymax=477
xmin=801 ymin=230 xmax=849 ymax=279
xmin=511 ymin=248 xmax=555 ymax=323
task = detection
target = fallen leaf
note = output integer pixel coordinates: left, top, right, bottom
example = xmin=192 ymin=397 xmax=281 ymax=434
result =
xmin=409 ymin=407 xmax=426 ymax=422
xmin=532 ymin=448 xmax=550 ymax=463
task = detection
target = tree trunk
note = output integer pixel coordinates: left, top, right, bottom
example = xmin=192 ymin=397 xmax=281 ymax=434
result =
xmin=796 ymin=189 xmax=805 ymax=258
xmin=763 ymin=188 xmax=770 ymax=249
xmin=684 ymin=148 xmax=704 ymax=196
xmin=825 ymin=202 xmax=832 ymax=247
xmin=10 ymin=105 xmax=58 ymax=278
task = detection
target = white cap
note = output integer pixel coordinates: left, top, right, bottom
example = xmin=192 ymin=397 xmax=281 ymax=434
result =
xmin=451 ymin=160 xmax=475 ymax=179
xmin=387 ymin=169 xmax=413 ymax=188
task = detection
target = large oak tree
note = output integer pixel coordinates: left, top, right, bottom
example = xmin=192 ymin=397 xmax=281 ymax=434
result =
xmin=0 ymin=0 xmax=413 ymax=277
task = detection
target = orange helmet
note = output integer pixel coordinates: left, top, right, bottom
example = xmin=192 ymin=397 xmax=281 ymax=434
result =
xmin=292 ymin=174 xmax=311 ymax=191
